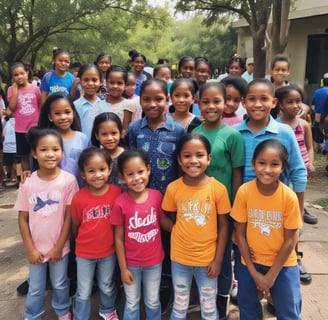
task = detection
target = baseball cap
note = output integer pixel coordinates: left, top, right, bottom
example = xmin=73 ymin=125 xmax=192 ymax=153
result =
xmin=246 ymin=57 xmax=254 ymax=65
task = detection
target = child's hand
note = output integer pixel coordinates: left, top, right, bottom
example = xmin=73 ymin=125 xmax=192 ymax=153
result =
xmin=121 ymin=268 xmax=134 ymax=285
xmin=20 ymin=170 xmax=31 ymax=184
xmin=27 ymin=248 xmax=44 ymax=264
xmin=207 ymin=260 xmax=221 ymax=278
xmin=12 ymin=82 xmax=18 ymax=93
xmin=253 ymin=272 xmax=274 ymax=293
xmin=307 ymin=163 xmax=315 ymax=179
xmin=73 ymin=77 xmax=80 ymax=85
xmin=47 ymin=246 xmax=63 ymax=263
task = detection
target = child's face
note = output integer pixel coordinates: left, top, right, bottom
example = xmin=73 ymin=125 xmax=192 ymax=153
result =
xmin=32 ymin=135 xmax=63 ymax=170
xmin=252 ymin=147 xmax=284 ymax=188
xmin=280 ymin=90 xmax=302 ymax=117
xmin=171 ymin=83 xmax=194 ymax=113
xmin=155 ymin=68 xmax=171 ymax=83
xmin=106 ymin=72 xmax=125 ymax=97
xmin=243 ymin=83 xmax=277 ymax=122
xmin=80 ymin=69 xmax=101 ymax=97
xmin=178 ymin=139 xmax=211 ymax=180
xmin=53 ymin=53 xmax=70 ymax=73
xmin=81 ymin=155 xmax=111 ymax=193
xmin=97 ymin=56 xmax=111 ymax=74
xmin=12 ymin=67 xmax=28 ymax=87
xmin=125 ymin=75 xmax=137 ymax=97
xmin=132 ymin=57 xmax=145 ymax=73
xmin=224 ymin=85 xmax=242 ymax=116
xmin=195 ymin=63 xmax=210 ymax=85
xmin=270 ymin=61 xmax=290 ymax=84
xmin=48 ymin=99 xmax=74 ymax=133
xmin=71 ymin=67 xmax=80 ymax=77
xmin=120 ymin=157 xmax=150 ymax=195
xmin=198 ymin=87 xmax=225 ymax=128
xmin=95 ymin=120 xmax=121 ymax=152
xmin=180 ymin=61 xmax=195 ymax=79
xmin=140 ymin=84 xmax=168 ymax=122
xmin=228 ymin=62 xmax=243 ymax=76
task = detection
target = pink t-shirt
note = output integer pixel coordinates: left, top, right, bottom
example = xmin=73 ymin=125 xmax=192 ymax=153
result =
xmin=7 ymin=84 xmax=41 ymax=133
xmin=71 ymin=184 xmax=122 ymax=259
xmin=222 ymin=115 xmax=243 ymax=126
xmin=111 ymin=189 xmax=164 ymax=267
xmin=14 ymin=170 xmax=79 ymax=262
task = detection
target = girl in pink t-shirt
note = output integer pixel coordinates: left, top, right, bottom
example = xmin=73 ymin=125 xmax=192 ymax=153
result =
xmin=15 ymin=127 xmax=78 ymax=320
xmin=111 ymin=149 xmax=173 ymax=320
xmin=7 ymin=62 xmax=41 ymax=172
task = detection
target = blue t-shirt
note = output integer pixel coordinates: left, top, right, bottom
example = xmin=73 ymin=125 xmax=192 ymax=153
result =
xmin=128 ymin=115 xmax=186 ymax=194
xmin=40 ymin=70 xmax=75 ymax=96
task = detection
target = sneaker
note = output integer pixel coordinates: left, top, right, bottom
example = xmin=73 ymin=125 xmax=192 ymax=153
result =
xmin=187 ymin=304 xmax=201 ymax=314
xmin=17 ymin=280 xmax=29 ymax=295
xmin=217 ymin=295 xmax=230 ymax=320
xmin=303 ymin=208 xmax=318 ymax=225
xmin=58 ymin=311 xmax=72 ymax=320
xmin=230 ymin=280 xmax=238 ymax=304
xmin=99 ymin=310 xmax=119 ymax=320
xmin=297 ymin=255 xmax=312 ymax=284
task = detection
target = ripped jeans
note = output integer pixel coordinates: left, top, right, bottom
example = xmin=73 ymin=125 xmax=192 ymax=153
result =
xmin=170 ymin=261 xmax=218 ymax=320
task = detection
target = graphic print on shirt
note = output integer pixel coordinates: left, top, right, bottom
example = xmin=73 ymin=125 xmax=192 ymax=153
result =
xmin=18 ymin=93 xmax=36 ymax=116
xmin=248 ymin=208 xmax=282 ymax=236
xmin=29 ymin=191 xmax=61 ymax=216
xmin=127 ymin=207 xmax=159 ymax=243
xmin=178 ymin=197 xmax=212 ymax=226
xmin=82 ymin=205 xmax=111 ymax=221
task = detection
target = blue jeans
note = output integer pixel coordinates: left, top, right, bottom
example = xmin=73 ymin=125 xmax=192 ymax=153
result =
xmin=237 ymin=263 xmax=302 ymax=320
xmin=25 ymin=254 xmax=71 ymax=320
xmin=74 ymin=254 xmax=117 ymax=320
xmin=123 ymin=263 xmax=162 ymax=320
xmin=170 ymin=261 xmax=218 ymax=320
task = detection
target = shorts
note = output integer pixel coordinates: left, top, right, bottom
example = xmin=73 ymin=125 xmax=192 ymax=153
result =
xmin=15 ymin=132 xmax=31 ymax=157
xmin=312 ymin=122 xmax=324 ymax=143
xmin=3 ymin=153 xmax=19 ymax=166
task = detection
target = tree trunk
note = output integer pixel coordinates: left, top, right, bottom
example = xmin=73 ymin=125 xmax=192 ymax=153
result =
xmin=252 ymin=28 xmax=267 ymax=78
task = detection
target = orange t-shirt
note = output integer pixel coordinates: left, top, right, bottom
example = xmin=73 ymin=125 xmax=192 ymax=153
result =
xmin=231 ymin=180 xmax=303 ymax=267
xmin=162 ymin=177 xmax=231 ymax=266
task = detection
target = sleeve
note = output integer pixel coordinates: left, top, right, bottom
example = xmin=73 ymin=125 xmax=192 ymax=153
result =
xmin=127 ymin=122 xmax=137 ymax=148
xmin=230 ymin=185 xmax=248 ymax=223
xmin=14 ymin=183 xmax=29 ymax=212
xmin=283 ymin=187 xmax=303 ymax=230
xmin=40 ymin=72 xmax=51 ymax=92
xmin=161 ymin=183 xmax=177 ymax=212
xmin=228 ymin=129 xmax=245 ymax=168
xmin=124 ymin=99 xmax=136 ymax=113
xmin=110 ymin=197 xmax=124 ymax=225
xmin=70 ymin=192 xmax=82 ymax=222
xmin=215 ymin=182 xmax=231 ymax=214
xmin=65 ymin=175 xmax=79 ymax=205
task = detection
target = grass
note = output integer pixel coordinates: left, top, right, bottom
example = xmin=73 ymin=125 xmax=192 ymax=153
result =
xmin=314 ymin=152 xmax=326 ymax=167
xmin=314 ymin=198 xmax=328 ymax=210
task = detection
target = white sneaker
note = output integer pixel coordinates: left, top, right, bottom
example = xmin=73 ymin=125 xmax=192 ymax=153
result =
xmin=99 ymin=310 xmax=119 ymax=320
xmin=230 ymin=280 xmax=238 ymax=298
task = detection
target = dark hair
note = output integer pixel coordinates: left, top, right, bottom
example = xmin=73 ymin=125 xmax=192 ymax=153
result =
xmin=26 ymin=126 xmax=63 ymax=151
xmin=11 ymin=62 xmax=28 ymax=74
xmin=194 ymin=57 xmax=210 ymax=70
xmin=117 ymin=149 xmax=150 ymax=174
xmin=270 ymin=54 xmax=290 ymax=70
xmin=178 ymin=56 xmax=194 ymax=73
xmin=227 ymin=54 xmax=245 ymax=70
xmin=176 ymin=133 xmax=211 ymax=157
xmin=275 ymin=84 xmax=304 ymax=110
xmin=127 ymin=71 xmax=137 ymax=80
xmin=78 ymin=146 xmax=112 ymax=172
xmin=91 ymin=112 xmax=122 ymax=147
xmin=77 ymin=64 xmax=102 ymax=81
xmin=245 ymin=78 xmax=275 ymax=97
xmin=157 ymin=58 xmax=169 ymax=65
xmin=253 ymin=139 xmax=289 ymax=169
xmin=153 ymin=64 xmax=170 ymax=78
xmin=105 ymin=64 xmax=128 ymax=83
xmin=170 ymin=78 xmax=195 ymax=97
xmin=95 ymin=53 xmax=112 ymax=65
xmin=198 ymin=82 xmax=226 ymax=101
xmin=71 ymin=62 xmax=82 ymax=69
xmin=38 ymin=92 xmax=81 ymax=131
xmin=52 ymin=47 xmax=70 ymax=60
xmin=129 ymin=51 xmax=146 ymax=63
xmin=221 ymin=75 xmax=248 ymax=98
xmin=140 ymin=78 xmax=168 ymax=97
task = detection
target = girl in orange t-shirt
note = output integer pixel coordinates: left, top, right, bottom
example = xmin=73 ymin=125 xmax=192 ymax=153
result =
xmin=231 ymin=139 xmax=302 ymax=320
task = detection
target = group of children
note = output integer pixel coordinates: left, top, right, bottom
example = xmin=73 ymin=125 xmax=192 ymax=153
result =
xmin=2 ymin=48 xmax=314 ymax=320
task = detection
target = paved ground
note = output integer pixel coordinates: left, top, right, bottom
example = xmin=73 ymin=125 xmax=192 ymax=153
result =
xmin=0 ymin=178 xmax=327 ymax=319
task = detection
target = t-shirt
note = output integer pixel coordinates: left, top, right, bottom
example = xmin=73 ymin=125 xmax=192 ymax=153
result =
xmin=14 ymin=170 xmax=78 ymax=262
xmin=7 ymin=84 xmax=40 ymax=133
xmin=162 ymin=177 xmax=231 ymax=266
xmin=40 ymin=70 xmax=75 ymax=96
xmin=71 ymin=184 xmax=122 ymax=259
xmin=222 ymin=115 xmax=243 ymax=126
xmin=231 ymin=180 xmax=303 ymax=267
xmin=193 ymin=123 xmax=244 ymax=201
xmin=111 ymin=189 xmax=164 ymax=267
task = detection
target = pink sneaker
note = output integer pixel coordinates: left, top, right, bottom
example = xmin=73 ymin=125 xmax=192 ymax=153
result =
xmin=58 ymin=311 xmax=72 ymax=320
xmin=99 ymin=310 xmax=119 ymax=320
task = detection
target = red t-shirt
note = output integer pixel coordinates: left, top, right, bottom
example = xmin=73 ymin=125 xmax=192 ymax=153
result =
xmin=71 ymin=184 xmax=121 ymax=259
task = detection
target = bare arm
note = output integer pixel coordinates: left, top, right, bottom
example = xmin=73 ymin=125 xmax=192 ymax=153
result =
xmin=40 ymin=90 xmax=49 ymax=106
xmin=302 ymin=119 xmax=315 ymax=177
xmin=160 ymin=212 xmax=175 ymax=232
xmin=122 ymin=110 xmax=133 ymax=139
xmin=295 ymin=192 xmax=304 ymax=219
xmin=8 ymin=83 xmax=18 ymax=112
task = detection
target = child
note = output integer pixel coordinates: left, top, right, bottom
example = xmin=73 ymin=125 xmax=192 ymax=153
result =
xmin=162 ymin=133 xmax=230 ymax=320
xmin=40 ymin=48 xmax=75 ymax=105
xmin=178 ymin=56 xmax=195 ymax=79
xmin=95 ymin=52 xmax=112 ymax=99
xmin=270 ymin=54 xmax=290 ymax=90
xmin=193 ymin=81 xmax=244 ymax=319
xmin=91 ymin=112 xmax=125 ymax=186
xmin=170 ymin=78 xmax=202 ymax=132
xmin=194 ymin=57 xmax=210 ymax=92
xmin=124 ymin=72 xmax=142 ymax=121
xmin=91 ymin=65 xmax=136 ymax=138
xmin=218 ymin=54 xmax=245 ymax=81
xmin=15 ymin=127 xmax=78 ymax=320
xmin=111 ymin=149 xmax=173 ymax=319
xmin=231 ymin=139 xmax=302 ymax=320
xmin=7 ymin=62 xmax=41 ymax=173
xmin=221 ymin=75 xmax=248 ymax=125
xmin=38 ymin=92 xmax=89 ymax=188
xmin=153 ymin=64 xmax=173 ymax=96
xmin=71 ymin=147 xmax=121 ymax=320
xmin=74 ymin=64 xmax=102 ymax=139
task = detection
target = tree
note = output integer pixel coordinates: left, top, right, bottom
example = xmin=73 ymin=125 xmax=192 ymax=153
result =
xmin=0 ymin=0 xmax=160 ymax=85
xmin=175 ymin=0 xmax=292 ymax=77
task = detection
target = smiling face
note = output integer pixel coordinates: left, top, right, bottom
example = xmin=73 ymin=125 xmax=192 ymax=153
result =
xmin=48 ymin=99 xmax=74 ymax=133
xmin=228 ymin=61 xmax=243 ymax=76
xmin=125 ymin=74 xmax=137 ymax=97
xmin=194 ymin=62 xmax=210 ymax=85
xmin=198 ymin=86 xmax=225 ymax=129
xmin=12 ymin=66 xmax=28 ymax=87
xmin=223 ymin=85 xmax=242 ymax=116
xmin=171 ymin=83 xmax=194 ymax=114
xmin=97 ymin=56 xmax=111 ymax=75
xmin=132 ymin=56 xmax=145 ymax=74
xmin=106 ymin=71 xmax=125 ymax=98
xmin=270 ymin=61 xmax=290 ymax=86
xmin=95 ymin=120 xmax=121 ymax=153
xmin=279 ymin=90 xmax=302 ymax=118
xmin=80 ymin=68 xmax=101 ymax=98
xmin=180 ymin=61 xmax=195 ymax=79
xmin=53 ymin=53 xmax=70 ymax=74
